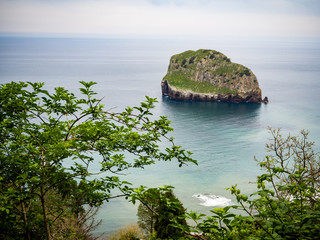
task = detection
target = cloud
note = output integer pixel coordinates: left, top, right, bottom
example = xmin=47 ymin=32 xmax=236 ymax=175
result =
xmin=0 ymin=0 xmax=319 ymax=37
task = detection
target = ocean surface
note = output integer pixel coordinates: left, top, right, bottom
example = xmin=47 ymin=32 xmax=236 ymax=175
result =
xmin=1 ymin=36 xmax=320 ymax=236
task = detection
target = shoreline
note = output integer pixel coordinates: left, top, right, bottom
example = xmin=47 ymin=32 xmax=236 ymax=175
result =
xmin=162 ymin=79 xmax=269 ymax=104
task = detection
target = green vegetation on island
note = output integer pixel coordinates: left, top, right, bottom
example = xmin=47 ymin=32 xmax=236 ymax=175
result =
xmin=162 ymin=49 xmax=268 ymax=103
xmin=164 ymin=71 xmax=238 ymax=94
xmin=164 ymin=49 xmax=253 ymax=94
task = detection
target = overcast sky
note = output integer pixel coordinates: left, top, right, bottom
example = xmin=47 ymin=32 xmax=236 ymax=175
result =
xmin=0 ymin=0 xmax=320 ymax=38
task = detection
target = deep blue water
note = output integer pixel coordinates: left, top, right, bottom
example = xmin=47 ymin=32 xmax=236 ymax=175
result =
xmin=1 ymin=36 xmax=320 ymax=236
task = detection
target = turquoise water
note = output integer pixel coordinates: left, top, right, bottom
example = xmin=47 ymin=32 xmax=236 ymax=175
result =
xmin=1 ymin=37 xmax=320 ymax=235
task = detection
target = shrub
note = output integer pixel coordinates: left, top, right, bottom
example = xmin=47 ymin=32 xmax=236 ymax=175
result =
xmin=106 ymin=224 xmax=144 ymax=240
xmin=136 ymin=187 xmax=187 ymax=239
xmin=181 ymin=59 xmax=187 ymax=67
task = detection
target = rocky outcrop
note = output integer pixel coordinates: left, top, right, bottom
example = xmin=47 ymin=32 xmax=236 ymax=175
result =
xmin=162 ymin=49 xmax=268 ymax=103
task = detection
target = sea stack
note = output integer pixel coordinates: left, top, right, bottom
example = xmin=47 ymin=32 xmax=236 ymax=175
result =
xmin=162 ymin=49 xmax=268 ymax=103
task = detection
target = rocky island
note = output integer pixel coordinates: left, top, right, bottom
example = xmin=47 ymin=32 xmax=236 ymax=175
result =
xmin=162 ymin=49 xmax=268 ymax=103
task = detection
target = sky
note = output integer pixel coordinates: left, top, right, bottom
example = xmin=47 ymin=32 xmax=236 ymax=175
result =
xmin=0 ymin=0 xmax=320 ymax=38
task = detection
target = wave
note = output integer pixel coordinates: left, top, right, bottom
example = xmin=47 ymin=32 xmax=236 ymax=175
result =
xmin=192 ymin=194 xmax=232 ymax=207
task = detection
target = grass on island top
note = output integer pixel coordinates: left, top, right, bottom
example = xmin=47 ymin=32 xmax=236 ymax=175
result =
xmin=171 ymin=49 xmax=221 ymax=62
xmin=169 ymin=49 xmax=252 ymax=81
xmin=165 ymin=72 xmax=238 ymax=94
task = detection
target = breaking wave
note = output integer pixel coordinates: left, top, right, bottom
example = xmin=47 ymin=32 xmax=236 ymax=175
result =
xmin=192 ymin=194 xmax=232 ymax=207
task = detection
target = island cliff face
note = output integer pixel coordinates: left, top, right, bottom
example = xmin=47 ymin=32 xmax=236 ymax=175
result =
xmin=162 ymin=49 xmax=268 ymax=103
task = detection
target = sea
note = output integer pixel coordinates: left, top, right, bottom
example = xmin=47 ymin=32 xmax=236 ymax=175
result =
xmin=1 ymin=36 xmax=320 ymax=236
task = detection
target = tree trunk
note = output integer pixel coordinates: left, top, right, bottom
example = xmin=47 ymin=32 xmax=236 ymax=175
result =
xmin=40 ymin=186 xmax=51 ymax=240
xmin=150 ymin=215 xmax=154 ymax=234
xmin=21 ymin=201 xmax=31 ymax=240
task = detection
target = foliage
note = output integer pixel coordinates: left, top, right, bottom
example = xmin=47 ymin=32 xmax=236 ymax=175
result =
xmin=164 ymin=72 xmax=237 ymax=94
xmin=165 ymin=49 xmax=255 ymax=95
xmin=0 ymin=81 xmax=195 ymax=240
xmin=106 ymin=224 xmax=144 ymax=240
xmin=171 ymin=49 xmax=220 ymax=63
xmin=137 ymin=190 xmax=158 ymax=235
xmin=136 ymin=186 xmax=187 ymax=239
xmin=171 ymin=128 xmax=320 ymax=239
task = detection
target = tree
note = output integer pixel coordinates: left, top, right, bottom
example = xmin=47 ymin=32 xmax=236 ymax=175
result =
xmin=0 ymin=81 xmax=195 ymax=240
xmin=179 ymin=128 xmax=320 ymax=239
xmin=137 ymin=189 xmax=158 ymax=235
xmin=136 ymin=187 xmax=187 ymax=239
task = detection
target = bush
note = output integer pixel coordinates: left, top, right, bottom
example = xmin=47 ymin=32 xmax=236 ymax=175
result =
xmin=106 ymin=224 xmax=144 ymax=240
xmin=136 ymin=187 xmax=187 ymax=239
xmin=189 ymin=56 xmax=196 ymax=64
xmin=181 ymin=59 xmax=187 ymax=67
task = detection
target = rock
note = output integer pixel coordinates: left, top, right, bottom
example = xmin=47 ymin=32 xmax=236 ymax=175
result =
xmin=161 ymin=49 xmax=268 ymax=103
xmin=263 ymin=96 xmax=269 ymax=103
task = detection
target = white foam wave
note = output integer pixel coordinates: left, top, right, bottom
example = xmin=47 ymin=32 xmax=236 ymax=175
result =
xmin=192 ymin=194 xmax=232 ymax=207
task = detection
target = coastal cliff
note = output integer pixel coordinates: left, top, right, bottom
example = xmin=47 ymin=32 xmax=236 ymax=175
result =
xmin=162 ymin=49 xmax=268 ymax=103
